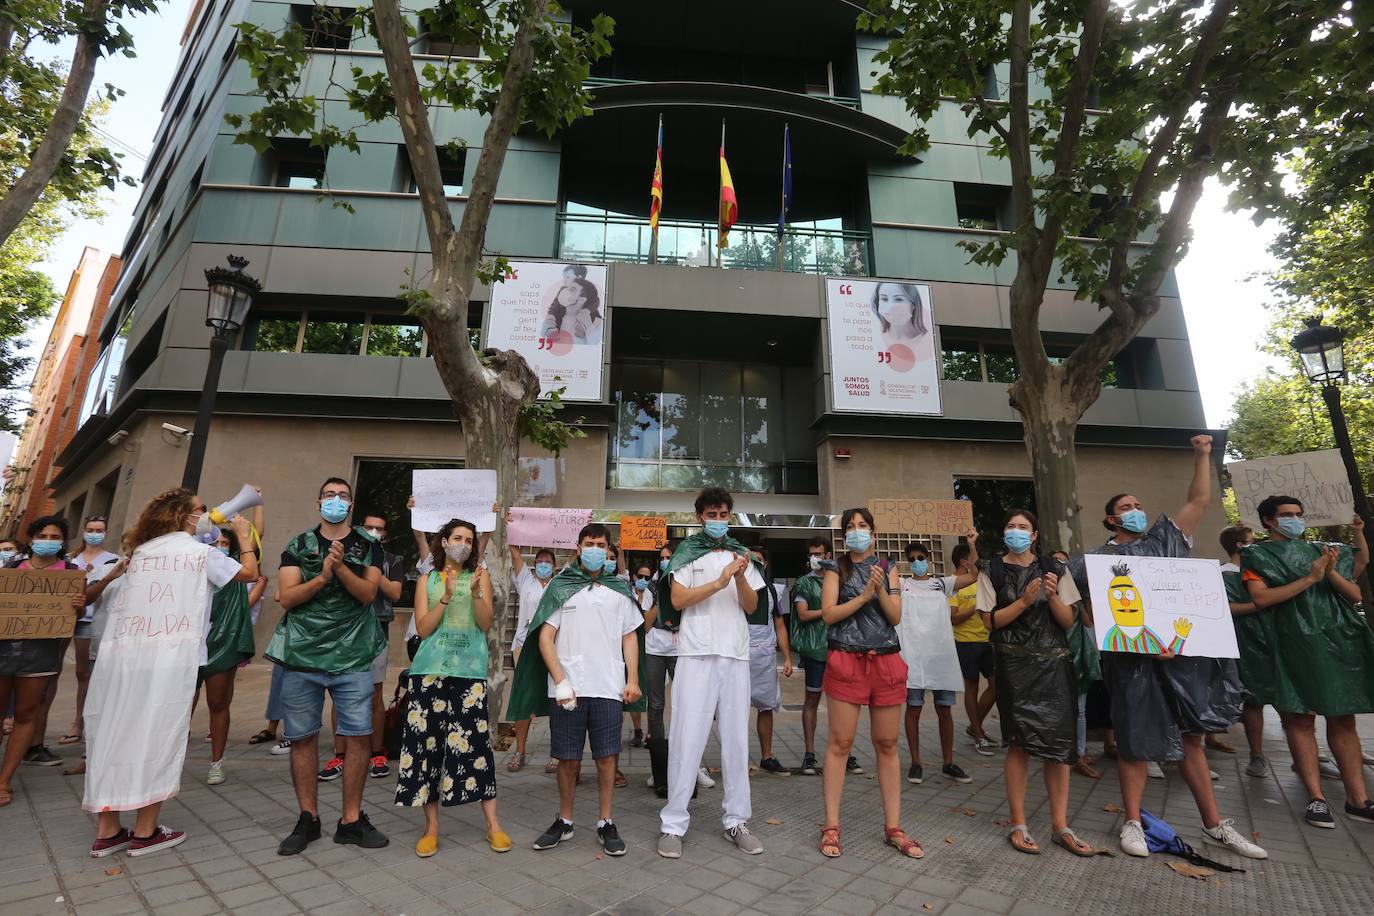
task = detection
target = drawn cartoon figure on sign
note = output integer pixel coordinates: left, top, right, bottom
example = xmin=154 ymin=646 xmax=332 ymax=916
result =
xmin=1100 ymin=562 xmax=1193 ymax=654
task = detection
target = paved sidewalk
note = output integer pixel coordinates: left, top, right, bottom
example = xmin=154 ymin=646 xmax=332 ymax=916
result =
xmin=6 ymin=662 xmax=1374 ymax=915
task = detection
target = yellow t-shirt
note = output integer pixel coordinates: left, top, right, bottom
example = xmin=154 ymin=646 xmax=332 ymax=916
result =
xmin=950 ymin=583 xmax=988 ymax=643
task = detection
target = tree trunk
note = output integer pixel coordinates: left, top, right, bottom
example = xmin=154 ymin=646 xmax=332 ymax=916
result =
xmin=1011 ymin=367 xmax=1091 ymax=554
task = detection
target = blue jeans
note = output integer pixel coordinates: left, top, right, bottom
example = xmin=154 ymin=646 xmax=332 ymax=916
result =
xmin=907 ymin=688 xmax=956 ymax=707
xmin=279 ymin=668 xmax=374 ymax=741
xmin=265 ymin=663 xmax=286 ymax=722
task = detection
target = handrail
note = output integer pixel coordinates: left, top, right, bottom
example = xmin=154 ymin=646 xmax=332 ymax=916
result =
xmin=583 ymin=77 xmax=861 ymax=110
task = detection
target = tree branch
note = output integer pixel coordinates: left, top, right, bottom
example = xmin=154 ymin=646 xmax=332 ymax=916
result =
xmin=0 ymin=0 xmax=106 ymax=248
xmin=1005 ymin=1 xmax=1035 ymax=231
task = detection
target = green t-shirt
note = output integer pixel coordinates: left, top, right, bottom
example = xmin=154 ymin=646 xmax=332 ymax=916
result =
xmin=409 ymin=570 xmax=489 ymax=681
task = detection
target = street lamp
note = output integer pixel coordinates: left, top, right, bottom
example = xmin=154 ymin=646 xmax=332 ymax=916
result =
xmin=1290 ymin=316 xmax=1373 ymax=532
xmin=180 ymin=255 xmax=261 ymax=492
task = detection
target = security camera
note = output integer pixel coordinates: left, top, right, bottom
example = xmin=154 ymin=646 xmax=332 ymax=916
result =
xmin=161 ymin=422 xmax=190 ymax=437
xmin=107 ymin=430 xmax=129 ymax=446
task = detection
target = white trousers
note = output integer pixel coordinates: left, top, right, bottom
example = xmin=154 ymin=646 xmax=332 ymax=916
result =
xmin=660 ymin=654 xmax=752 ymax=836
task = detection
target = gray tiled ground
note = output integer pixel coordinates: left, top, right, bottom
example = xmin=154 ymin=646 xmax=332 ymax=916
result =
xmin=6 ymin=663 xmax=1374 ymax=914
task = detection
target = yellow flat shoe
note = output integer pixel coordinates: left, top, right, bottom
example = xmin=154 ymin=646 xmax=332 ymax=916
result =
xmin=415 ymin=834 xmax=439 ymax=858
xmin=487 ymin=830 xmax=512 ymax=853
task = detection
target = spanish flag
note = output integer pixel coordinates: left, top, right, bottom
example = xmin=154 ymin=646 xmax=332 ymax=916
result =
xmin=718 ymin=145 xmax=737 ymax=250
xmin=649 ymin=115 xmax=663 ymax=235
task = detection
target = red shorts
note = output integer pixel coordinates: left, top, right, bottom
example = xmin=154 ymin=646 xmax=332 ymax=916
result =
xmin=822 ymin=649 xmax=908 ymax=707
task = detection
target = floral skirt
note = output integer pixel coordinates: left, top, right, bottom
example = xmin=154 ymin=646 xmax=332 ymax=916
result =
xmin=394 ymin=675 xmax=496 ymax=807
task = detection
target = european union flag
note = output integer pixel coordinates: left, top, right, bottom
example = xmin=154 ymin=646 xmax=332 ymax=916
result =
xmin=777 ymin=124 xmax=792 ymax=239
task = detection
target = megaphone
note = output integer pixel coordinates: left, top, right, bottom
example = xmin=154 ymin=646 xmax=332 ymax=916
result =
xmin=196 ymin=484 xmax=263 ymax=544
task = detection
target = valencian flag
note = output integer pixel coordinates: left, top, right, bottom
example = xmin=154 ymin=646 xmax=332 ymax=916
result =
xmin=718 ymin=120 xmax=737 ymax=250
xmin=649 ymin=115 xmax=664 ymax=262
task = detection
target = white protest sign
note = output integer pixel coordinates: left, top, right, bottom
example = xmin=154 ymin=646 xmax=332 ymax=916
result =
xmin=1085 ymin=554 xmax=1238 ymax=659
xmin=1227 ymin=449 xmax=1355 ymax=530
xmin=411 ymin=469 xmax=498 ymax=533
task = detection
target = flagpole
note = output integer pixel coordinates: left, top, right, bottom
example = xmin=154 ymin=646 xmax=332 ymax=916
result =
xmin=649 ymin=114 xmax=661 ymax=266
xmin=717 ymin=119 xmax=725 ymax=269
xmin=777 ymin=123 xmax=787 ymax=272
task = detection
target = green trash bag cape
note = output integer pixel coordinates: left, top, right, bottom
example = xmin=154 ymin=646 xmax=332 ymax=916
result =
xmin=507 ymin=562 xmax=646 ymax=721
xmin=789 ymin=572 xmax=828 ymax=661
xmin=1240 ymin=538 xmax=1374 ymax=716
xmin=1223 ymin=568 xmax=1279 ymax=707
xmin=653 ymin=531 xmax=765 ymax=630
xmin=203 ymin=548 xmax=255 ymax=675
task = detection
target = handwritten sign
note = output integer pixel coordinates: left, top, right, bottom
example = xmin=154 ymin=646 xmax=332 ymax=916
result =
xmin=620 ymin=516 xmax=667 ymax=550
xmin=1228 ymin=449 xmax=1354 ymax=530
xmin=0 ymin=568 xmax=84 ymax=639
xmin=508 ymin=507 xmax=593 ymax=549
xmin=869 ymin=498 xmax=974 ymax=536
xmin=1084 ymin=554 xmax=1238 ymax=659
xmin=411 ymin=469 xmax=498 ymax=533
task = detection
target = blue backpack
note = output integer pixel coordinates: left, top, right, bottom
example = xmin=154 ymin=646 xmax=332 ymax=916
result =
xmin=1140 ymin=808 xmax=1245 ymax=873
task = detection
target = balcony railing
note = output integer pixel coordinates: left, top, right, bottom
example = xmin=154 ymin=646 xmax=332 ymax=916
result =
xmin=556 ymin=212 xmax=872 ymax=276
xmin=583 ymin=76 xmax=861 ymax=110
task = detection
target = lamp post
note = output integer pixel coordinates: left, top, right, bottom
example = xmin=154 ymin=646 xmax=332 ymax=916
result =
xmin=1290 ymin=316 xmax=1374 ymax=533
xmin=181 ymin=255 xmax=261 ymax=492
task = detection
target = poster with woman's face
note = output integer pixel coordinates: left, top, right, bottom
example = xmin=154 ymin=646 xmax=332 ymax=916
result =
xmin=484 ymin=260 xmax=608 ymax=401
xmin=825 ymin=277 xmax=942 ymax=415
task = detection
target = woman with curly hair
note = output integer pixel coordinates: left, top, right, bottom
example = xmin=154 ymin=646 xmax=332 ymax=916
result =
xmin=395 ymin=518 xmax=509 ymax=858
xmin=83 ymin=488 xmax=259 ymax=858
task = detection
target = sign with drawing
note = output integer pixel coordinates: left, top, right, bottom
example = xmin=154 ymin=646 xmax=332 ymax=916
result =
xmin=1084 ymin=554 xmax=1238 ymax=659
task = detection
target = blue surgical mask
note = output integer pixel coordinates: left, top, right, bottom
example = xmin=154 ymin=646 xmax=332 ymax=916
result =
xmin=320 ymin=496 xmax=350 ymax=524
xmin=1118 ymin=509 xmax=1148 ymax=534
xmin=83 ymin=533 xmax=105 ymax=546
xmin=1004 ymin=529 xmax=1033 ymax=553
xmin=603 ymin=556 xmax=618 ymax=574
xmin=0 ymin=550 xmax=13 ymax=565
xmin=911 ymin=559 xmax=929 ymax=577
xmin=1277 ymin=517 xmax=1307 ymax=539
xmin=30 ymin=540 xmax=62 ymax=557
xmin=635 ymin=577 xmax=651 ymax=590
xmin=659 ymin=557 xmax=670 ymax=571
xmin=844 ymin=529 xmax=872 ymax=552
xmin=580 ymin=546 xmax=607 ymax=571
xmin=534 ymin=561 xmax=554 ymax=579
xmin=703 ymin=520 xmax=729 ymax=540
xmin=216 ymin=545 xmax=231 ymax=555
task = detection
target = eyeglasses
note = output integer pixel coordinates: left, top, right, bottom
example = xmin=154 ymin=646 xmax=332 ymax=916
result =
xmin=320 ymin=491 xmax=350 ymax=500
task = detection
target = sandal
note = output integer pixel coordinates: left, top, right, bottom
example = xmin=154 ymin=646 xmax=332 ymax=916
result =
xmin=884 ymin=826 xmax=924 ymax=859
xmin=1074 ymin=760 xmax=1102 ymax=779
xmin=819 ymin=825 xmax=842 ymax=858
xmin=1053 ymin=828 xmax=1112 ymax=857
xmin=58 ymin=733 xmax=82 ymax=746
xmin=614 ymin=769 xmax=628 ymax=788
xmin=0 ymin=786 xmax=11 ymax=807
xmin=544 ymin=758 xmax=559 ymax=773
xmin=1205 ymin=735 xmax=1237 ymax=754
xmin=505 ymin=751 xmax=528 ymax=772
xmin=248 ymin=729 xmax=276 ymax=745
xmin=1007 ymin=824 xmax=1040 ymax=855
xmin=63 ymin=762 xmax=86 ymax=777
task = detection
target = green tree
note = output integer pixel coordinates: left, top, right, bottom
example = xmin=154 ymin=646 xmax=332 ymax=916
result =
xmin=230 ymin=0 xmax=611 ymax=707
xmin=864 ymin=0 xmax=1362 ymax=551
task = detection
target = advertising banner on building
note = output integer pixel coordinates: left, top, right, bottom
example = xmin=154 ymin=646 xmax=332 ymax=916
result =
xmin=825 ymin=277 xmax=942 ymax=415
xmin=485 ymin=260 xmax=608 ymax=402
xmin=1227 ymin=448 xmax=1355 ymax=530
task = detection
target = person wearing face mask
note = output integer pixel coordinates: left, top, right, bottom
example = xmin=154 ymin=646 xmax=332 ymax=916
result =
xmin=644 ymin=540 xmax=698 ymax=795
xmin=504 ymin=525 xmax=644 ymax=855
xmin=604 ymin=542 xmax=643 ymax=763
xmin=790 ymin=536 xmax=836 ymax=775
xmin=0 ymin=517 xmax=92 ymax=797
xmin=818 ymin=508 xmax=918 ymax=860
xmin=978 ymin=511 xmax=1091 ymax=856
xmin=1218 ymin=526 xmax=1274 ymax=779
xmin=505 ymin=534 xmax=560 ymax=774
xmin=1067 ymin=434 xmax=1264 ymax=861
xmin=653 ymin=488 xmax=767 ymax=859
xmin=84 ymin=490 xmax=257 ymax=856
xmin=270 ymin=477 xmax=389 ymax=857
xmin=1243 ymin=496 xmax=1374 ymax=828
xmin=746 ymin=547 xmax=793 ymax=776
xmin=57 ymin=516 xmax=120 ymax=749
xmin=395 ymin=518 xmax=510 ymax=857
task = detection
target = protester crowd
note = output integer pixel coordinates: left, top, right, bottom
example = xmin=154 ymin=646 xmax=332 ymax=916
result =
xmin=1 ymin=431 xmax=1372 ymax=868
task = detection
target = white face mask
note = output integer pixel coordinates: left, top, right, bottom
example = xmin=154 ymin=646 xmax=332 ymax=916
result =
xmin=808 ymin=555 xmax=822 ymax=571
xmin=445 ymin=543 xmax=471 ymax=564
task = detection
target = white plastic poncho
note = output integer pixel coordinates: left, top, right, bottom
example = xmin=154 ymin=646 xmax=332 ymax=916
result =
xmin=897 ymin=577 xmax=964 ymax=693
xmin=83 ymin=531 xmax=240 ymax=812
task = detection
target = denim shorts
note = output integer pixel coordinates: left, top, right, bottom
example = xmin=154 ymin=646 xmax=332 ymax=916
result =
xmin=907 ymin=688 xmax=956 ymax=707
xmin=280 ymin=668 xmax=375 ymax=741
xmin=801 ymin=655 xmax=827 ymax=693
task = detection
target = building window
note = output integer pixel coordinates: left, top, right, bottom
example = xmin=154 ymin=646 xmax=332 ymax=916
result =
xmin=365 ymin=316 xmax=425 ymax=356
xmin=268 ymin=138 xmax=326 ymax=189
xmin=244 ymin=310 xmax=429 ymax=357
xmin=954 ymin=477 xmax=1037 ymax=559
xmin=438 ymin=146 xmax=464 ymax=196
xmin=983 ymin=344 xmax=1018 ymax=384
xmin=940 ymin=341 xmax=983 ymax=382
xmin=953 ymin=182 xmax=1012 ymax=231
xmin=292 ymin=4 xmax=353 ymax=50
xmin=943 ymin=339 xmax=1121 ymax=388
xmin=301 ymin=312 xmax=365 ymax=355
xmin=980 ymin=63 xmax=1000 ymax=100
xmin=245 ymin=313 xmax=303 ymax=352
xmin=353 ymin=458 xmax=462 ymax=607
xmin=418 ymin=12 xmax=479 ymax=57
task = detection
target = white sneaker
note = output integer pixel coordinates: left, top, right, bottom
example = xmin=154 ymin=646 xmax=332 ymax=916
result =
xmin=1146 ymin=761 xmax=1165 ymax=779
xmin=270 ymin=739 xmax=292 ymax=756
xmin=1120 ymin=820 xmax=1149 ymax=857
xmin=206 ymin=761 xmax=225 ymax=786
xmin=1202 ymin=818 xmax=1268 ymax=859
xmin=696 ymin=767 xmax=715 ymax=789
xmin=646 ymin=774 xmax=655 ymax=788
xmin=1209 ymin=769 xmax=1220 ymax=781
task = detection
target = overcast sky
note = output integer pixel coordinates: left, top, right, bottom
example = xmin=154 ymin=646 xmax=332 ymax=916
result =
xmin=31 ymin=1 xmax=1288 ymax=430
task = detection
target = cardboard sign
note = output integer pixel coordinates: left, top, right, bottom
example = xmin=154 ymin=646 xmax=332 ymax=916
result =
xmin=508 ymin=507 xmax=593 ymax=549
xmin=0 ymin=568 xmax=84 ymax=639
xmin=620 ymin=515 xmax=667 ymax=550
xmin=869 ymin=498 xmax=974 ymax=536
xmin=1228 ymin=449 xmax=1355 ymax=530
xmin=1084 ymin=554 xmax=1238 ymax=659
xmin=411 ymin=469 xmax=498 ymax=533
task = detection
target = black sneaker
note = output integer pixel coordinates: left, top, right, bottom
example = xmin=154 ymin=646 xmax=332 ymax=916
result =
xmin=801 ymin=752 xmax=818 ymax=775
xmin=368 ymin=754 xmax=390 ymax=778
xmin=317 ymin=756 xmax=344 ymax=781
xmin=1344 ymin=799 xmax=1374 ymax=825
xmin=23 ymin=746 xmax=61 ymax=767
xmin=278 ymin=812 xmax=321 ymax=856
xmin=907 ymin=763 xmax=924 ymax=784
xmin=846 ymin=756 xmax=864 ymax=775
xmin=759 ymin=756 xmax=789 ymax=776
xmin=533 ymin=817 xmax=574 ymax=850
xmin=597 ymin=821 xmax=626 ymax=856
xmin=1306 ymin=799 xmax=1336 ymax=829
xmin=942 ymin=763 xmax=973 ymax=784
xmin=631 ymin=730 xmax=645 ymax=748
xmin=334 ymin=811 xmax=388 ymax=848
